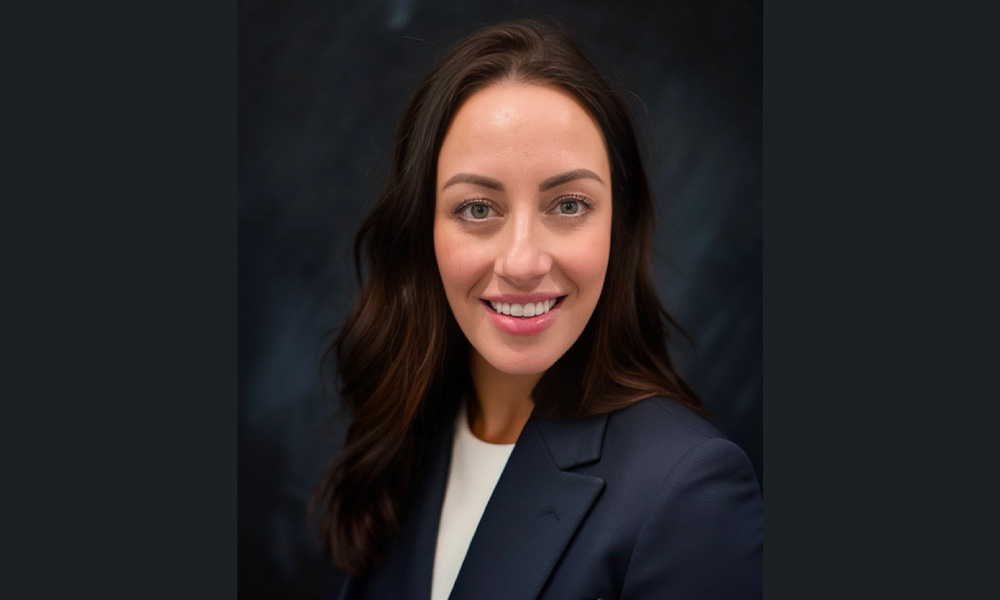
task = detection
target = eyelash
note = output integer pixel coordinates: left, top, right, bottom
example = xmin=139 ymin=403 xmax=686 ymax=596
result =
xmin=453 ymin=195 xmax=594 ymax=222
xmin=551 ymin=195 xmax=593 ymax=217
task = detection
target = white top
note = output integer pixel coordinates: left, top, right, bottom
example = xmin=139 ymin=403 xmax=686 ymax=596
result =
xmin=430 ymin=400 xmax=516 ymax=600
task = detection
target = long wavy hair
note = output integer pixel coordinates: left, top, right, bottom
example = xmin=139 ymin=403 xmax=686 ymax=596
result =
xmin=311 ymin=19 xmax=704 ymax=576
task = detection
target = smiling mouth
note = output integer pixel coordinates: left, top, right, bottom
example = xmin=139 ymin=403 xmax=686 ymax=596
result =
xmin=484 ymin=297 xmax=564 ymax=318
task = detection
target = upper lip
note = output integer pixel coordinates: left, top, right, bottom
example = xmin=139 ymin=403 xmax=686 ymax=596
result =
xmin=481 ymin=293 xmax=565 ymax=304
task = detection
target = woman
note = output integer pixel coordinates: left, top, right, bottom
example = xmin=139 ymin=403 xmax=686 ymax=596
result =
xmin=312 ymin=19 xmax=763 ymax=600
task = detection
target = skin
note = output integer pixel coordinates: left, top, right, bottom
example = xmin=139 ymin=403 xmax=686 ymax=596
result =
xmin=434 ymin=82 xmax=613 ymax=444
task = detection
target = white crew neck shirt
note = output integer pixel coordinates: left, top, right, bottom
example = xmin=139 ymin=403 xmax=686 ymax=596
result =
xmin=430 ymin=400 xmax=516 ymax=600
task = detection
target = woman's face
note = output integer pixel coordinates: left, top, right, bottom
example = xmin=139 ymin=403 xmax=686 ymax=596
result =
xmin=434 ymin=82 xmax=613 ymax=378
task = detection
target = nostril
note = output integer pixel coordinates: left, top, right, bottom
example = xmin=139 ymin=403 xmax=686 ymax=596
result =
xmin=497 ymin=246 xmax=552 ymax=283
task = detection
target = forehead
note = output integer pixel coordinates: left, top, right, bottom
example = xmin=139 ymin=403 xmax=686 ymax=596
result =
xmin=437 ymin=82 xmax=610 ymax=184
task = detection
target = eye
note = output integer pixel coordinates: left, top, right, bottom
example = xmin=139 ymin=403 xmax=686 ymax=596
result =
xmin=468 ymin=203 xmax=490 ymax=219
xmin=551 ymin=195 xmax=592 ymax=216
xmin=455 ymin=200 xmax=497 ymax=221
xmin=558 ymin=199 xmax=581 ymax=215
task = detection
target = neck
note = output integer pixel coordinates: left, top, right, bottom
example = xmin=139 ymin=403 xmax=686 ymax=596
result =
xmin=467 ymin=350 xmax=539 ymax=444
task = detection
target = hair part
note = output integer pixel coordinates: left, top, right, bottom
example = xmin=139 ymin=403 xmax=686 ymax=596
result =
xmin=310 ymin=18 xmax=704 ymax=576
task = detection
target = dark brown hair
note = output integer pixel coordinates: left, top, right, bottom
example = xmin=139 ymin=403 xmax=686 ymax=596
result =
xmin=311 ymin=18 xmax=704 ymax=576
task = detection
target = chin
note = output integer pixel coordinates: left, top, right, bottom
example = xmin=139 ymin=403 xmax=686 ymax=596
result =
xmin=476 ymin=343 xmax=565 ymax=378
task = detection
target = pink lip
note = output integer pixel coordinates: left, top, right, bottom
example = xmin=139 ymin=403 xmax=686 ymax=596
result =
xmin=482 ymin=298 xmax=562 ymax=336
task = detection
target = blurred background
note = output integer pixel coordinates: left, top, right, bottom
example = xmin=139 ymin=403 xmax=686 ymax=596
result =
xmin=239 ymin=0 xmax=761 ymax=597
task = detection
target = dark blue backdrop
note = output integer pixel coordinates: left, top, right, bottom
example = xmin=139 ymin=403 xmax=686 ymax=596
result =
xmin=239 ymin=1 xmax=761 ymax=597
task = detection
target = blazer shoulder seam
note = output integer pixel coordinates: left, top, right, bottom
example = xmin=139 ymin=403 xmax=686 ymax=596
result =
xmin=645 ymin=395 xmax=724 ymax=441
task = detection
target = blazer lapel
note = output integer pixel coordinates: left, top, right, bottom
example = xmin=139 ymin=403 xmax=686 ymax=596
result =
xmin=448 ymin=412 xmax=608 ymax=600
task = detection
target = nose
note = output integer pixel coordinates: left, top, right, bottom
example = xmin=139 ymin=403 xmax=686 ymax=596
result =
xmin=495 ymin=214 xmax=552 ymax=287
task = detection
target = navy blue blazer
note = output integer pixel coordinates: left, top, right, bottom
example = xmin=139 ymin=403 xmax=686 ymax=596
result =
xmin=336 ymin=396 xmax=763 ymax=599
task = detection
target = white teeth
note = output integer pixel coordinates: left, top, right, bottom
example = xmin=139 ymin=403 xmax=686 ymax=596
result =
xmin=487 ymin=298 xmax=558 ymax=318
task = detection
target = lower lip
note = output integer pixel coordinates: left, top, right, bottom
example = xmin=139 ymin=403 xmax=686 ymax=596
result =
xmin=484 ymin=301 xmax=560 ymax=336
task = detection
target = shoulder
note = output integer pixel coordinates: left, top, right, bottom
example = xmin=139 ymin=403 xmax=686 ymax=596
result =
xmin=532 ymin=394 xmax=760 ymax=497
xmin=531 ymin=396 xmax=762 ymax=598
xmin=609 ymin=395 xmax=725 ymax=441
xmin=591 ymin=396 xmax=762 ymax=525
xmin=601 ymin=395 xmax=742 ymax=471
xmin=605 ymin=398 xmax=763 ymax=598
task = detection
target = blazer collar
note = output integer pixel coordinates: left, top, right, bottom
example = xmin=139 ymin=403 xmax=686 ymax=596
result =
xmin=448 ymin=410 xmax=609 ymax=599
xmin=532 ymin=410 xmax=608 ymax=470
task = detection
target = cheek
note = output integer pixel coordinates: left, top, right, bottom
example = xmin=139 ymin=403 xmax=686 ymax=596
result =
xmin=434 ymin=228 xmax=483 ymax=294
xmin=564 ymin=233 xmax=611 ymax=297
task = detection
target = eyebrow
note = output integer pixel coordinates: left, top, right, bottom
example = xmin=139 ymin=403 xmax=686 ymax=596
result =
xmin=441 ymin=169 xmax=605 ymax=192
xmin=539 ymin=169 xmax=605 ymax=191
xmin=441 ymin=173 xmax=504 ymax=191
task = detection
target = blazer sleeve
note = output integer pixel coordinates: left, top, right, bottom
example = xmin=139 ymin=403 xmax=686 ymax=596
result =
xmin=620 ymin=437 xmax=763 ymax=600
